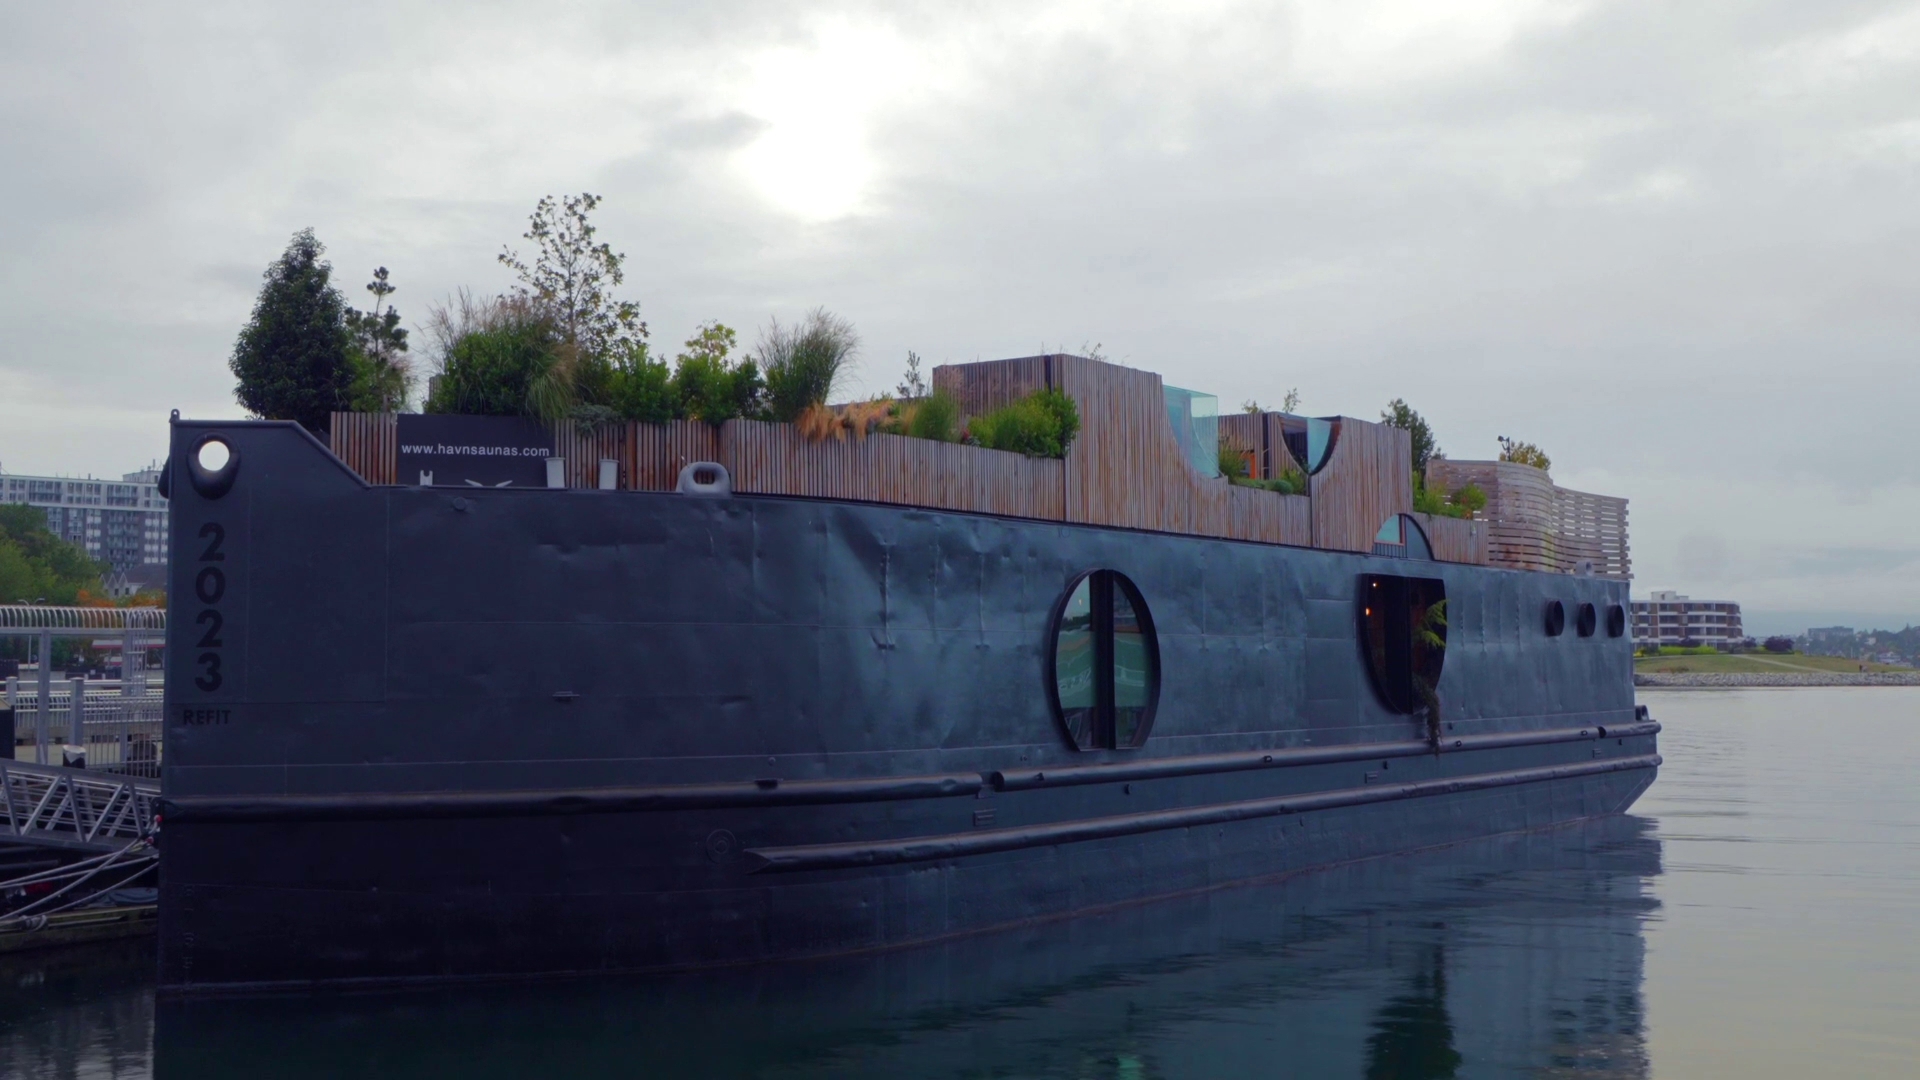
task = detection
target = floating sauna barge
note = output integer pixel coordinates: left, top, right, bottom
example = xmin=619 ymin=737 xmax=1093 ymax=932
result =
xmin=156 ymin=354 xmax=1656 ymax=991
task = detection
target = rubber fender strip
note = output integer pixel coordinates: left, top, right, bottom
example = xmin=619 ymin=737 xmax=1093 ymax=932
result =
xmin=990 ymin=720 xmax=1661 ymax=792
xmin=159 ymin=772 xmax=986 ymax=824
xmin=745 ymin=753 xmax=1662 ymax=874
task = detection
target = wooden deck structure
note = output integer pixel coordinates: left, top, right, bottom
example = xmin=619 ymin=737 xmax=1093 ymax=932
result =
xmin=325 ymin=354 xmax=1625 ymax=574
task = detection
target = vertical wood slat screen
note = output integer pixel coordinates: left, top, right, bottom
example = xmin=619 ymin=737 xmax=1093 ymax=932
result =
xmin=318 ymin=364 xmax=1558 ymax=571
xmin=327 ymin=412 xmax=397 ymax=485
xmin=1309 ymin=420 xmax=1413 ymax=553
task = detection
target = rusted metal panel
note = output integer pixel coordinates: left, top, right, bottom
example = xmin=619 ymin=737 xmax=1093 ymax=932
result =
xmin=1310 ymin=419 xmax=1413 ymax=553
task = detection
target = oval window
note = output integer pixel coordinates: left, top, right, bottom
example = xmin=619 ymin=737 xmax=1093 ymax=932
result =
xmin=1606 ymin=604 xmax=1627 ymax=638
xmin=1544 ymin=600 xmax=1566 ymax=637
xmin=1049 ymin=570 xmax=1160 ymax=750
xmin=1576 ymin=602 xmax=1598 ymax=637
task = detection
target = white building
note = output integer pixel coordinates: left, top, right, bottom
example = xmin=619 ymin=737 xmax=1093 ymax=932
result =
xmin=1 ymin=463 xmax=169 ymax=575
xmin=1630 ymin=590 xmax=1744 ymax=647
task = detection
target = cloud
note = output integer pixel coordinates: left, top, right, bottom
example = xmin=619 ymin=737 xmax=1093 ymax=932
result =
xmin=1 ymin=0 xmax=1917 ymax=622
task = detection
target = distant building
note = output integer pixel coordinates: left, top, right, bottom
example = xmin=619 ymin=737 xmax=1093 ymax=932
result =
xmin=1631 ymin=590 xmax=1744 ymax=647
xmin=0 ymin=463 xmax=169 ymax=575
xmin=1807 ymin=626 xmax=1855 ymax=643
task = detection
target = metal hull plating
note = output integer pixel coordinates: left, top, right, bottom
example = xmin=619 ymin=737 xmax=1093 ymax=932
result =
xmin=157 ymin=422 xmax=1656 ymax=991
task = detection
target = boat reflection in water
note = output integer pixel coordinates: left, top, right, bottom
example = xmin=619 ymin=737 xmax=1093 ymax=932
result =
xmin=153 ymin=815 xmax=1660 ymax=1079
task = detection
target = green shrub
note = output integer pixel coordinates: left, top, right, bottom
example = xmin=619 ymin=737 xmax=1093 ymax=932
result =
xmin=1218 ymin=443 xmax=1251 ymax=479
xmin=758 ymin=308 xmax=858 ymax=422
xmin=675 ymin=352 xmax=765 ymax=424
xmin=907 ymin=388 xmax=960 ymax=442
xmin=424 ymin=296 xmax=571 ymax=420
xmin=969 ymin=389 xmax=1080 ymax=458
xmin=605 ymin=341 xmax=676 ymax=423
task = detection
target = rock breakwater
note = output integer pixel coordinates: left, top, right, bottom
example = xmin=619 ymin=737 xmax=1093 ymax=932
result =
xmin=1635 ymin=671 xmax=1920 ymax=688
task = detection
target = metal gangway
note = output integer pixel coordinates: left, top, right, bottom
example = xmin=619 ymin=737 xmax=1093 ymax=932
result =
xmin=3 ymin=605 xmax=164 ymax=771
xmin=0 ymin=757 xmax=159 ymax=854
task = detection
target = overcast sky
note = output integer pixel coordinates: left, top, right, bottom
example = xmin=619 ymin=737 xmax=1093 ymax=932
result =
xmin=2 ymin=1 xmax=1916 ymax=630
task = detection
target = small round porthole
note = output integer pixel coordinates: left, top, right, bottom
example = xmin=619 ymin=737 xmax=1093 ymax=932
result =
xmin=1544 ymin=600 xmax=1566 ymax=637
xmin=1048 ymin=570 xmax=1160 ymax=751
xmin=1606 ymin=604 xmax=1627 ymax=638
xmin=1576 ymin=602 xmax=1598 ymax=638
xmin=187 ymin=435 xmax=240 ymax=499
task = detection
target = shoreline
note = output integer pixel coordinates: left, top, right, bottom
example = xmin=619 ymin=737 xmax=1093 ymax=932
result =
xmin=1635 ymin=672 xmax=1920 ymax=688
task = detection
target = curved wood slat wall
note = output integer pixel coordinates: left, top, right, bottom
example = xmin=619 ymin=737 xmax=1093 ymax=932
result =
xmin=1425 ymin=459 xmax=1629 ymax=579
xmin=1309 ymin=419 xmax=1413 ymax=553
xmin=1412 ymin=514 xmax=1490 ymax=566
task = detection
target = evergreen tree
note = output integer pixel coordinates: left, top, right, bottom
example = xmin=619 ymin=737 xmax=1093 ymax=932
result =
xmin=230 ymin=229 xmax=353 ymax=436
xmin=345 ymin=266 xmax=413 ymax=413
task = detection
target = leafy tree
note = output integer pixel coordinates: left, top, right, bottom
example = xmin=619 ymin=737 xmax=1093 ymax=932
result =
xmin=1497 ymin=436 xmax=1552 ymax=474
xmin=230 ymin=228 xmax=354 ymax=436
xmin=606 ymin=339 xmax=676 ymax=423
xmin=758 ymin=309 xmax=859 ymax=422
xmin=497 ymin=193 xmax=646 ymax=361
xmin=1282 ymin=388 xmax=1301 ymax=413
xmin=0 ymin=505 xmax=102 ymax=605
xmin=1382 ymin=399 xmax=1440 ymax=479
xmin=345 ymin=266 xmax=413 ymax=412
xmin=1764 ymin=636 xmax=1794 ymax=653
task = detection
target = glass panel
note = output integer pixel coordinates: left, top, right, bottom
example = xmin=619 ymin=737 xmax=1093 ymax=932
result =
xmin=1306 ymin=418 xmax=1335 ymax=473
xmin=1375 ymin=516 xmax=1403 ymax=545
xmin=1111 ymin=581 xmax=1151 ymax=747
xmin=1164 ymin=385 xmax=1222 ymax=478
xmin=1055 ymin=577 xmax=1097 ymax=748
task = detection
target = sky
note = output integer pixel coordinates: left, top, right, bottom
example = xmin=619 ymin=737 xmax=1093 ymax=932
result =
xmin=1 ymin=1 xmax=1916 ymax=631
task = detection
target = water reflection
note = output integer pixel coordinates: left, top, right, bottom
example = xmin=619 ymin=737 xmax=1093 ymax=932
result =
xmin=131 ymin=816 xmax=1660 ymax=1079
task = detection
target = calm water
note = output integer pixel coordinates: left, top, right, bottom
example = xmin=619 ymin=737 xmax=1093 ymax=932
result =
xmin=4 ymin=688 xmax=1917 ymax=1078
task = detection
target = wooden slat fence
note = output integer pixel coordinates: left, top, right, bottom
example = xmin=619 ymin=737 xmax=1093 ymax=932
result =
xmin=1309 ymin=419 xmax=1413 ymax=553
xmin=1412 ymin=514 xmax=1490 ymax=566
xmin=327 ymin=412 xmax=397 ymax=485
xmin=630 ymin=421 xmax=721 ymax=491
xmin=721 ymin=420 xmax=1065 ymax=519
xmin=1425 ymin=459 xmax=1629 ymax=579
xmin=318 ymin=356 xmax=1613 ymax=571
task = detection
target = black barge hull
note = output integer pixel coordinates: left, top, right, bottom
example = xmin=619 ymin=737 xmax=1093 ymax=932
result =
xmin=158 ymin=422 xmax=1656 ymax=991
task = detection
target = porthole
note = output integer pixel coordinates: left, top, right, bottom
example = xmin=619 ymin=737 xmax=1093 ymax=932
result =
xmin=1606 ymin=604 xmax=1627 ymax=638
xmin=1048 ymin=570 xmax=1160 ymax=750
xmin=187 ymin=434 xmax=240 ymax=499
xmin=1358 ymin=574 xmax=1447 ymax=714
xmin=1544 ymin=600 xmax=1566 ymax=637
xmin=1576 ymin=602 xmax=1597 ymax=638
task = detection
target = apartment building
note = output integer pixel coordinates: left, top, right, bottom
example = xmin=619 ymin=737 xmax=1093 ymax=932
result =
xmin=1630 ymin=590 xmax=1744 ymax=647
xmin=0 ymin=464 xmax=169 ymax=574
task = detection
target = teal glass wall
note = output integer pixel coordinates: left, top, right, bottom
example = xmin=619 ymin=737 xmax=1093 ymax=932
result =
xmin=1163 ymin=385 xmax=1220 ymax=477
